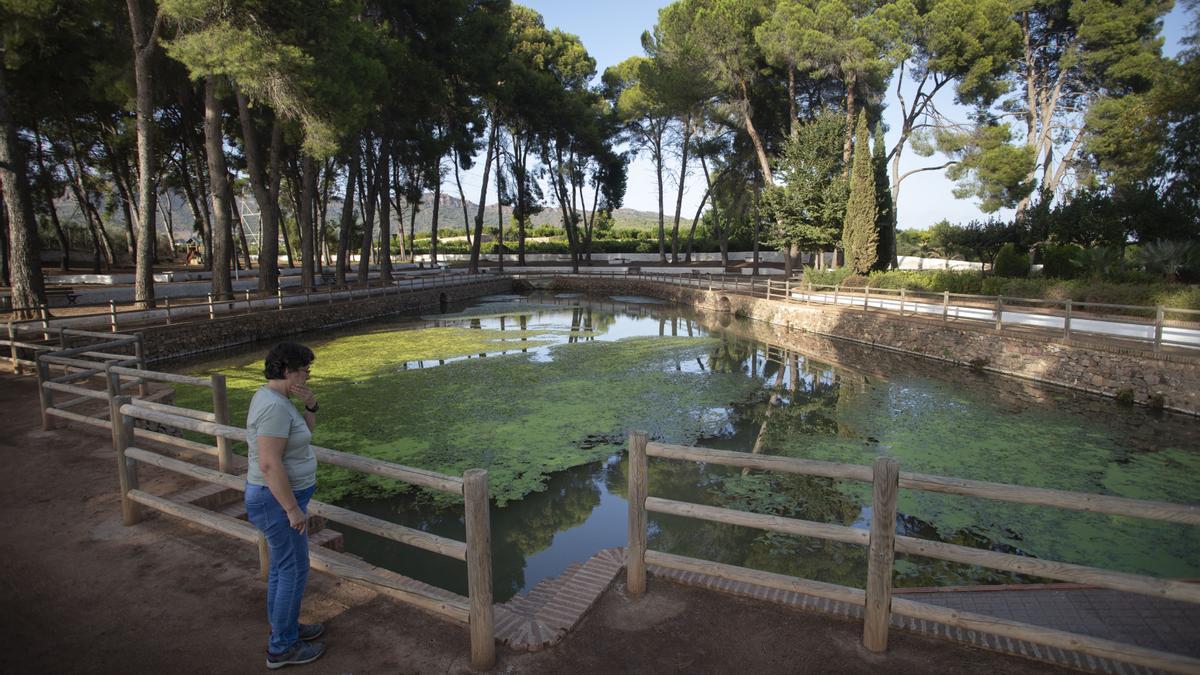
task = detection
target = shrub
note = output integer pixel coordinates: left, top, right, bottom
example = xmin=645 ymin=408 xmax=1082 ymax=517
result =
xmin=1040 ymin=243 xmax=1081 ymax=279
xmin=803 ymin=266 xmax=854 ymax=287
xmin=840 ymin=274 xmax=869 ymax=288
xmin=992 ymin=243 xmax=1030 ymax=278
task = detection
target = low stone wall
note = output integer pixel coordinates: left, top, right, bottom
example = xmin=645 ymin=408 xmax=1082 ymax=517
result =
xmin=542 ymin=276 xmax=1200 ymax=417
xmin=141 ymin=279 xmax=513 ymax=363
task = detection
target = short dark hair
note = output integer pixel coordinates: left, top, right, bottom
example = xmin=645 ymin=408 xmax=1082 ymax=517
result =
xmin=264 ymin=342 xmax=315 ymax=380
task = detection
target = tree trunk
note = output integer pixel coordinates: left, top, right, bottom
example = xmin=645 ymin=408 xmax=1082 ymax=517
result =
xmin=298 ymin=154 xmax=316 ymax=290
xmin=430 ymin=173 xmax=441 ymax=266
xmin=670 ymin=113 xmax=692 ymax=263
xmin=0 ymin=63 xmax=45 ymax=314
xmin=357 ymin=143 xmax=378 ymax=286
xmin=654 ymin=137 xmax=666 ymax=262
xmin=229 ymin=176 xmax=252 ymax=271
xmin=32 ymin=128 xmax=70 ymax=271
xmin=376 ymin=148 xmax=391 ymax=282
xmin=335 ymin=157 xmax=356 ymax=285
xmin=204 ymin=78 xmax=234 ymax=300
xmin=842 ymin=71 xmax=857 ymax=168
xmin=451 ymin=151 xmax=470 ymax=248
xmin=468 ymin=120 xmax=497 ymax=274
xmin=494 ymin=140 xmax=504 ymax=273
xmin=236 ymin=90 xmax=281 ymax=292
xmin=127 ymin=0 xmax=160 ymax=308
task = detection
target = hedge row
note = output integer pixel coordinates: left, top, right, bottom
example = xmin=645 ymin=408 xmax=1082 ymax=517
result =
xmin=802 ymin=268 xmax=1200 ymax=311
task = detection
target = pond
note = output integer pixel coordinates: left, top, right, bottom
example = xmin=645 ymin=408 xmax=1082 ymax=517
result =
xmin=172 ymin=291 xmax=1200 ymax=603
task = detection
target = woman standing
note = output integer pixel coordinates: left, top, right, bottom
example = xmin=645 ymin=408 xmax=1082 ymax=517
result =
xmin=245 ymin=342 xmax=326 ymax=669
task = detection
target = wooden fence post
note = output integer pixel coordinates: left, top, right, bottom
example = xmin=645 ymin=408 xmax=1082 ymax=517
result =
xmin=40 ymin=305 xmax=50 ymax=340
xmin=9 ymin=321 xmax=22 ymax=375
xmin=36 ymin=357 xmax=55 ymax=430
xmin=942 ymin=291 xmax=949 ymax=323
xmin=1064 ymin=300 xmax=1073 ymax=341
xmin=58 ymin=327 xmax=69 ymax=349
xmin=134 ymin=333 xmax=149 ymax=396
xmin=109 ymin=300 xmax=118 ymax=333
xmin=863 ymin=285 xmax=870 ymax=311
xmin=109 ymin=394 xmax=142 ymax=526
xmin=207 ymin=293 xmax=215 ymax=321
xmin=164 ymin=297 xmax=173 ymax=324
xmin=257 ymin=533 xmax=270 ymax=581
xmin=211 ymin=373 xmax=232 ymax=473
xmin=863 ymin=456 xmax=899 ymax=652
xmin=245 ymin=290 xmax=253 ymax=312
xmin=463 ymin=469 xmax=495 ymax=670
xmin=276 ymin=288 xmax=284 ymax=311
xmin=899 ymin=288 xmax=906 ymax=316
xmin=627 ymin=431 xmax=649 ymax=595
xmin=1154 ymin=305 xmax=1164 ymax=354
xmin=833 ymin=285 xmax=840 ymax=307
xmin=994 ymin=296 xmax=1003 ymax=331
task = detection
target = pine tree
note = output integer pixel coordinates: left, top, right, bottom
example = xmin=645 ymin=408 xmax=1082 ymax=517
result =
xmin=842 ymin=111 xmax=877 ymax=275
xmin=873 ymin=123 xmax=894 ymax=270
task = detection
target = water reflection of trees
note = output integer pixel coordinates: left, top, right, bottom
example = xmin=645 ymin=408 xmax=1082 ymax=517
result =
xmin=335 ymin=459 xmax=605 ymax=602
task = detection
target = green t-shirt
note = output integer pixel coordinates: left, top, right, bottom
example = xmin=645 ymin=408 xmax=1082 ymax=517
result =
xmin=246 ymin=386 xmax=317 ymax=490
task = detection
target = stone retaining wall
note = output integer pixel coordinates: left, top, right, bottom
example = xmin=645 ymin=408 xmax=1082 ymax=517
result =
xmin=141 ymin=279 xmax=513 ymax=363
xmin=542 ymin=276 xmax=1200 ymax=416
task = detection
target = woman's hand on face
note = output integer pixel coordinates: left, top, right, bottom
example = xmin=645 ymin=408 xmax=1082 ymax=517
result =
xmin=289 ymin=384 xmax=317 ymax=409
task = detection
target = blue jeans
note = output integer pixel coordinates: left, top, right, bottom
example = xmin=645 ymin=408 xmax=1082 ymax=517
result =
xmin=245 ymin=482 xmax=316 ymax=655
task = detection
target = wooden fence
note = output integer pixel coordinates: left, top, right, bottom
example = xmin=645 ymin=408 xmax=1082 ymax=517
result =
xmin=625 ymin=432 xmax=1200 ymax=674
xmin=764 ymin=280 xmax=1200 ymax=353
xmin=3 ymin=273 xmax=499 ymax=364
xmin=31 ymin=352 xmax=496 ymax=669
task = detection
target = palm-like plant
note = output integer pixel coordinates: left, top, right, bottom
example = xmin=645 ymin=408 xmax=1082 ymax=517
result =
xmin=1137 ymin=239 xmax=1197 ymax=283
xmin=1072 ymin=245 xmax=1123 ymax=280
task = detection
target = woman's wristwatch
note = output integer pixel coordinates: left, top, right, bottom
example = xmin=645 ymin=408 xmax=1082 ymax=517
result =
xmin=305 ymin=400 xmax=320 ymax=413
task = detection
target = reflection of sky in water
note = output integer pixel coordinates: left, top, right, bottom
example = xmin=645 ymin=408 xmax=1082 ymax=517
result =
xmin=399 ymin=294 xmax=714 ymax=369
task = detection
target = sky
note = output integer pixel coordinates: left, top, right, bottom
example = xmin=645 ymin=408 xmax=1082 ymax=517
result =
xmin=450 ymin=1 xmax=1195 ymax=232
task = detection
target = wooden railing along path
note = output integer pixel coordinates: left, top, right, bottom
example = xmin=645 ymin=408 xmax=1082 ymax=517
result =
xmin=625 ymin=432 xmax=1200 ymax=674
xmin=30 ymin=342 xmax=497 ymax=670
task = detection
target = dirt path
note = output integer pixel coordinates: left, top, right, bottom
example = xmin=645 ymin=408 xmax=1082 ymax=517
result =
xmin=0 ymin=371 xmax=1068 ymax=673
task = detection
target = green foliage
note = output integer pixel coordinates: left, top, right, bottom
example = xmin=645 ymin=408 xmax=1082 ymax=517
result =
xmin=1136 ymin=239 xmax=1198 ymax=283
xmin=841 ymin=111 xmax=878 ymax=275
xmin=991 ymin=243 xmax=1029 ymax=278
xmin=1073 ymin=245 xmax=1124 ymax=280
xmin=1039 ymin=243 xmax=1082 ymax=280
xmin=944 ymin=121 xmax=1036 ymax=213
xmin=761 ymin=110 xmax=847 ymax=251
xmin=872 ymin=123 xmax=894 ymax=270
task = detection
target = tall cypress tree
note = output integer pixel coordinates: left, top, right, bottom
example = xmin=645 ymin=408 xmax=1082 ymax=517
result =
xmin=842 ymin=111 xmax=877 ymax=275
xmin=873 ymin=123 xmax=894 ymax=270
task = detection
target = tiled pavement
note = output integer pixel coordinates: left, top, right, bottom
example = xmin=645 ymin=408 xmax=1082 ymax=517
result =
xmin=901 ymin=586 xmax=1200 ymax=658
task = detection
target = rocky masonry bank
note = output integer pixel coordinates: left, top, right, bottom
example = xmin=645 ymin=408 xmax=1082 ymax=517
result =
xmin=539 ymin=276 xmax=1200 ymax=417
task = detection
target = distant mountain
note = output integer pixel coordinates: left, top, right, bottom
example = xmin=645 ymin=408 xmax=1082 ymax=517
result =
xmin=51 ymin=189 xmax=666 ymax=243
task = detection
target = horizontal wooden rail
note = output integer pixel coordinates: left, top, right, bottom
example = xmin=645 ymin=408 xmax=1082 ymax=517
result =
xmin=894 ymin=535 xmax=1200 ymax=605
xmin=897 ymin=472 xmax=1200 ymax=526
xmin=646 ymin=549 xmax=866 ymax=607
xmin=651 ymin=442 xmax=1200 ymax=526
xmin=645 ymin=496 xmax=868 ymax=546
xmin=132 ymin=427 xmax=220 ymax=458
xmin=52 ymin=338 xmax=137 ymax=358
xmin=307 ymin=501 xmax=467 ymax=561
xmin=890 ymin=596 xmax=1200 ymax=675
xmin=311 ymin=445 xmax=464 ymax=496
xmin=41 ymin=354 xmax=114 ymax=370
xmin=119 ymin=403 xmax=465 ymax=495
xmin=110 ymin=366 xmax=211 ymax=387
xmin=129 ymin=398 xmax=216 ymax=422
xmin=123 ymin=488 xmax=471 ymax=624
xmin=42 ymin=380 xmax=108 ymax=400
xmin=46 ymin=407 xmax=110 ymax=430
xmin=61 ymin=328 xmax=133 ymax=340
xmin=125 ymin=447 xmax=243 ymax=491
xmin=647 ymin=442 xmax=873 ymax=482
